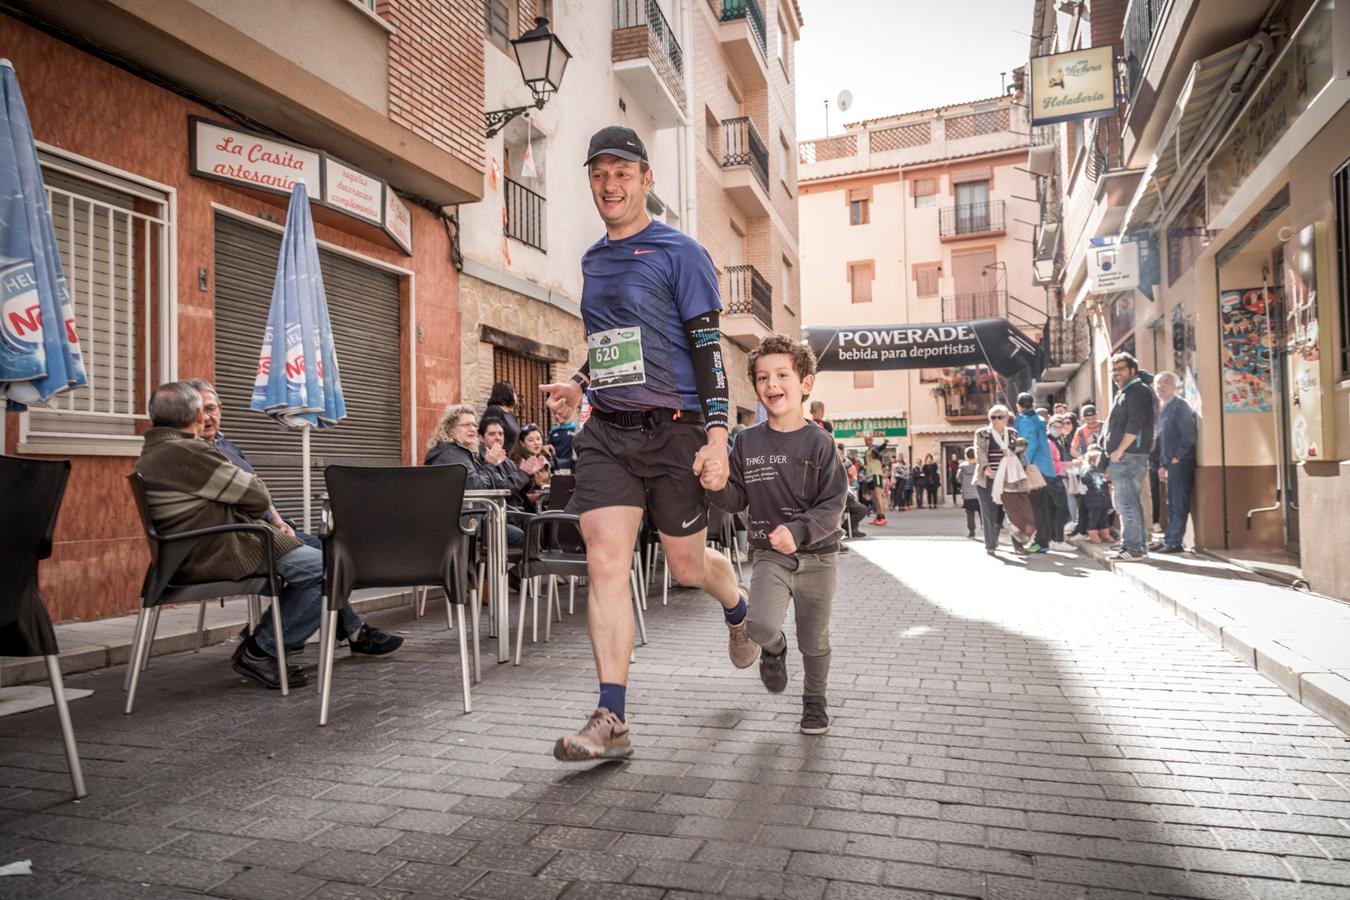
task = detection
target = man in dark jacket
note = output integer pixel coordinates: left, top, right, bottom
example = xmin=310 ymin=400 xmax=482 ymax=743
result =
xmin=1102 ymin=352 xmax=1155 ymax=560
xmin=479 ymin=419 xmax=546 ymax=509
xmin=1154 ymin=371 xmax=1196 ymax=553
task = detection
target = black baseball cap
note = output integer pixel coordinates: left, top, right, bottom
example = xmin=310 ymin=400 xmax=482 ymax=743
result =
xmin=583 ymin=125 xmax=648 ymax=167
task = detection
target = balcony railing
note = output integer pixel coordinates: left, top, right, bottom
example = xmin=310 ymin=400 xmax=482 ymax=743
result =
xmin=943 ymin=382 xmax=1000 ymax=419
xmin=938 ymin=200 xmax=1005 ymax=237
xmin=614 ymin=0 xmax=683 ymax=76
xmin=725 ymin=264 xmax=772 ymax=329
xmin=1123 ymin=0 xmax=1165 ymax=103
xmin=941 ymin=290 xmax=1005 ymax=322
xmin=503 ymin=177 xmax=546 ymax=252
xmin=722 ymin=116 xmax=769 ymax=193
xmin=717 ymin=0 xmax=766 ymax=56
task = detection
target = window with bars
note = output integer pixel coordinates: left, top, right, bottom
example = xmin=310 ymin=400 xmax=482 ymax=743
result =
xmin=19 ymin=152 xmax=170 ymax=455
xmin=493 ymin=345 xmax=554 ymax=429
xmin=484 ymin=0 xmax=510 ymax=50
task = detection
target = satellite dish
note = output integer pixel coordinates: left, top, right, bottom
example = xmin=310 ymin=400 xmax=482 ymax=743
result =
xmin=837 ymin=90 xmax=854 ymax=113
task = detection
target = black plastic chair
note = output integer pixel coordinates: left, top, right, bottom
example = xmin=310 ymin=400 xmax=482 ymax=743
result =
xmin=126 ymin=472 xmax=285 ymax=712
xmin=0 ymin=456 xmax=86 ymax=799
xmin=318 ymin=464 xmax=475 ymax=724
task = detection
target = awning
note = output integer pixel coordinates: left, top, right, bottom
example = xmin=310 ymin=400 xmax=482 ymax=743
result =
xmin=1120 ymin=41 xmax=1249 ymax=233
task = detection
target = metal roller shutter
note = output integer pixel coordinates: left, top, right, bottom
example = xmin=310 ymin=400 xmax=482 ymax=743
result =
xmin=213 ymin=214 xmax=403 ymax=522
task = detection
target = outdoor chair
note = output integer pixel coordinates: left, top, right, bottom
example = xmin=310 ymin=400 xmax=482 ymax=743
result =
xmin=318 ymin=464 xmax=475 ymax=725
xmin=0 ymin=456 xmax=86 ymax=799
xmin=543 ymin=473 xmax=584 ymax=614
xmin=125 ymin=472 xmax=287 ymax=713
xmin=512 ymin=510 xmax=648 ymax=665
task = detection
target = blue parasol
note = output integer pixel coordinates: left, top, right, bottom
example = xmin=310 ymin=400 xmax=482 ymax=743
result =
xmin=250 ymin=182 xmax=345 ymax=530
xmin=0 ymin=59 xmax=86 ymax=410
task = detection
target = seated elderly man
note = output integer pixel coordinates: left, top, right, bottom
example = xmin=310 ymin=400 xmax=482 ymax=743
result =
xmin=185 ymin=378 xmax=402 ymax=658
xmin=136 ymin=382 xmax=397 ymax=691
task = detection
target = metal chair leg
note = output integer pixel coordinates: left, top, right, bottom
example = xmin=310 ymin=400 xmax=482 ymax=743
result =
xmin=271 ymin=596 xmax=289 ymax=697
xmin=193 ymin=600 xmax=208 ymax=653
xmin=469 ymin=587 xmax=482 ymax=684
xmin=318 ymin=607 xmax=338 ymax=726
xmin=544 ymin=577 xmax=554 ymax=643
xmin=456 ymin=603 xmax=472 ymax=714
xmin=551 ymin=576 xmax=561 ymax=623
xmin=531 ymin=576 xmax=539 ymax=644
xmin=247 ymin=595 xmax=260 ymax=634
xmin=124 ymin=606 xmax=155 ymax=714
xmin=444 ymin=587 xmax=455 ymax=631
xmin=568 ymin=575 xmax=576 ymax=614
xmin=514 ymin=576 xmax=530 ymax=665
xmin=139 ymin=606 xmax=162 ymax=672
xmin=662 ymin=556 xmax=670 ymax=606
xmin=44 ymin=655 xmax=86 ymax=799
xmin=631 ymin=568 xmax=648 ymax=646
xmin=123 ymin=608 xmax=146 ymax=691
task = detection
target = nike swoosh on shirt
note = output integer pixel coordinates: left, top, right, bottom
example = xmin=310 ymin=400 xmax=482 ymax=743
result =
xmin=633 ymin=249 xmax=657 ymax=255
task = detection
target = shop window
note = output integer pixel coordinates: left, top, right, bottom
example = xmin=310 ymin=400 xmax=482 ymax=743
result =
xmin=19 ymin=152 xmax=171 ymax=455
xmin=493 ymin=345 xmax=553 ymax=428
xmin=1336 ymin=159 xmax=1350 ymax=376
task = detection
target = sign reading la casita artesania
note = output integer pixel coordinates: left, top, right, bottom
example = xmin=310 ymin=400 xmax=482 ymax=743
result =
xmin=1029 ymin=46 xmax=1118 ymax=126
xmin=805 ymin=319 xmax=1040 ymax=376
xmin=189 ymin=118 xmax=413 ymax=255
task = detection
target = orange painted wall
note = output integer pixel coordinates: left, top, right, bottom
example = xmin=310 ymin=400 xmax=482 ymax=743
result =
xmin=0 ymin=17 xmax=464 ymax=622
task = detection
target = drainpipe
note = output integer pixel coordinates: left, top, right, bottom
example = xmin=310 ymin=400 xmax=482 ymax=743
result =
xmin=680 ymin=0 xmax=697 ymax=237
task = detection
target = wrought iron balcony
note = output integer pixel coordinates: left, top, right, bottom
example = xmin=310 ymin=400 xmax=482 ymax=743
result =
xmin=938 ymin=200 xmax=1005 ymax=238
xmin=503 ymin=177 xmax=546 ymax=252
xmin=1122 ymin=0 xmax=1165 ymax=103
xmin=612 ymin=0 xmax=687 ymax=126
xmin=613 ymin=0 xmax=683 ymax=76
xmin=717 ymin=0 xmax=766 ymax=56
xmin=724 ymin=264 xmax=773 ymax=329
xmin=943 ymin=381 xmax=1000 ymax=420
xmin=941 ymin=290 xmax=1005 ymax=322
xmin=721 ymin=116 xmax=769 ymax=193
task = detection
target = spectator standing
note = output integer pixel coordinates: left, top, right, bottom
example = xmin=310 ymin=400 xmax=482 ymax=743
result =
xmin=922 ymin=454 xmax=940 ymax=508
xmin=957 ymin=447 xmax=980 ymax=538
xmin=1154 ymin=371 xmax=1196 ymax=553
xmin=547 ymin=420 xmax=577 ymax=470
xmin=1071 ymin=405 xmax=1103 ymax=457
xmin=974 ymin=404 xmax=1034 ymax=555
xmin=1014 ymin=392 xmax=1054 ymax=553
xmin=891 ymin=456 xmax=911 ymax=510
xmin=947 ymin=449 xmax=962 ymax=506
xmin=1102 ymin=352 xmax=1155 ymax=560
xmin=862 ymin=435 xmax=889 ymax=525
xmin=809 ymin=400 xmax=833 ymax=433
xmin=1044 ymin=415 xmax=1072 ymax=547
xmin=912 ymin=455 xmax=927 ymax=509
xmin=480 ymin=380 xmax=522 ymax=454
xmin=1081 ymin=448 xmax=1114 ymax=542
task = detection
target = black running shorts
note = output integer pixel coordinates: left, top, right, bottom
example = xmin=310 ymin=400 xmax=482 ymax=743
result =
xmin=568 ymin=415 xmax=709 ymax=536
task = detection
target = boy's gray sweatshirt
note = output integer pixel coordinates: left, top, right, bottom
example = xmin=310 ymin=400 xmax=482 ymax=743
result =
xmin=710 ymin=420 xmax=848 ymax=553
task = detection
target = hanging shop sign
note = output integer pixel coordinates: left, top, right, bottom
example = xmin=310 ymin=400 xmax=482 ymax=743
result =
xmin=190 ymin=117 xmax=322 ymax=197
xmin=805 ymin=319 xmax=1040 ymax=376
xmin=321 ymin=156 xmax=383 ymax=227
xmin=1028 ymin=45 xmax=1118 ymax=127
xmin=1283 ymin=222 xmax=1337 ymax=461
xmin=1220 ymin=287 xmax=1276 ymax=414
xmin=1206 ymin=0 xmax=1334 ymax=223
xmin=1087 ymin=232 xmax=1161 ymax=298
xmin=190 ymin=118 xmax=413 ymax=256
xmin=383 ymin=189 xmax=414 ymax=255
xmin=833 ymin=416 xmax=908 ymax=440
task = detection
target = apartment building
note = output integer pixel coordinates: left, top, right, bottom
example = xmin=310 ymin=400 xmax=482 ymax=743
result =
xmin=460 ymin=0 xmax=689 ymax=427
xmin=692 ymin=0 xmax=804 ymax=423
xmin=797 ymin=95 xmax=1040 ymax=484
xmin=0 ymin=0 xmax=484 ymax=622
xmin=1029 ymin=0 xmax=1350 ymax=597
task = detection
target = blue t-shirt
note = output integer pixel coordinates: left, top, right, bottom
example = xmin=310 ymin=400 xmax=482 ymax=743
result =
xmin=580 ymin=218 xmax=721 ymax=413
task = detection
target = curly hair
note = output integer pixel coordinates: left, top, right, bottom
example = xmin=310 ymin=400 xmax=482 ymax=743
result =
xmin=746 ymin=333 xmax=817 ymax=398
xmin=428 ymin=403 xmax=476 ymax=449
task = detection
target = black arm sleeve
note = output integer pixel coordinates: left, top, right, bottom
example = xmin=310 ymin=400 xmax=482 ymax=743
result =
xmin=683 ymin=311 xmax=730 ymax=432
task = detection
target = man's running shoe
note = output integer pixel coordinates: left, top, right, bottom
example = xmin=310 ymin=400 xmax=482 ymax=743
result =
xmin=553 ymin=708 xmax=633 ymax=762
xmin=727 ymin=591 xmax=759 ymax=669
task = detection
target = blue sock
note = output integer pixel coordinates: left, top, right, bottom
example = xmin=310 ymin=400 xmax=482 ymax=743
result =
xmin=724 ymin=593 xmax=747 ymax=626
xmin=598 ymin=682 xmax=626 ymax=721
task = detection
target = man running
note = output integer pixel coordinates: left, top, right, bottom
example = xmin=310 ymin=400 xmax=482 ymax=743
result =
xmin=540 ymin=126 xmax=754 ymax=762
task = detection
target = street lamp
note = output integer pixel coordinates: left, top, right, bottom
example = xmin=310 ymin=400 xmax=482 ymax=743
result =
xmin=484 ymin=17 xmax=572 ymax=138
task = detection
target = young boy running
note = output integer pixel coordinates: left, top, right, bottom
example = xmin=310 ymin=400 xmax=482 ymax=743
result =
xmin=702 ymin=334 xmax=847 ymax=733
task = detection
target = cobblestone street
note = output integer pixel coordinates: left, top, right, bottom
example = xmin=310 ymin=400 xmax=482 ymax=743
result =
xmin=5 ymin=514 xmax=1350 ymax=899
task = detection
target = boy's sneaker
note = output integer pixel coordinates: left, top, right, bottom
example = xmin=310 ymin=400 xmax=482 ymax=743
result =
xmin=760 ymin=645 xmax=788 ymax=693
xmin=800 ymin=695 xmax=830 ymax=735
xmin=553 ymin=708 xmax=633 ymax=762
xmin=344 ymin=625 xmax=405 ymax=657
xmin=727 ymin=592 xmax=759 ymax=669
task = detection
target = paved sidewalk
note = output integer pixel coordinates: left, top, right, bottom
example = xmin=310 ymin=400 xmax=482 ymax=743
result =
xmin=1072 ymin=536 xmax=1350 ymax=737
xmin=4 ymin=530 xmax=1350 ymax=898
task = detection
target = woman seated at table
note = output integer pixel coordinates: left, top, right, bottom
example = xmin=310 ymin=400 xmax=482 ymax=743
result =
xmin=424 ymin=404 xmax=524 ymax=547
xmin=508 ymin=423 xmax=551 ymax=512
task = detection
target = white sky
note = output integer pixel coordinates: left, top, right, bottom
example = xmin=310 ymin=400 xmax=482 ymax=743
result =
xmin=794 ymin=0 xmax=1035 ymax=139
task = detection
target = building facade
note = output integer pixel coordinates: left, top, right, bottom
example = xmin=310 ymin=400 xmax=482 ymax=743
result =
xmin=797 ymin=95 xmax=1040 ymax=485
xmin=1 ymin=0 xmax=483 ymax=622
xmin=1030 ymin=0 xmax=1350 ymax=597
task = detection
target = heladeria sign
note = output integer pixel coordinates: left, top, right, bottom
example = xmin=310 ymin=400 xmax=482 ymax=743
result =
xmin=1029 ymin=46 xmax=1118 ymax=126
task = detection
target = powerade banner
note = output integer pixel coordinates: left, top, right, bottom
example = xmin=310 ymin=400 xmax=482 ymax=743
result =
xmin=805 ymin=318 xmax=1040 ymax=376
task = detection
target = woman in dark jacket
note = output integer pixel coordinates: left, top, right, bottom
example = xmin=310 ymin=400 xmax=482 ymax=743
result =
xmin=922 ymin=454 xmax=941 ymax=508
xmin=508 ymin=423 xmax=551 ymax=512
xmin=479 ymin=380 xmax=521 ymax=453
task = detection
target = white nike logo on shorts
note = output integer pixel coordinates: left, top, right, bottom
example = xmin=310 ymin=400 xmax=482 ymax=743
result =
xmin=681 ymin=514 xmax=703 ymax=529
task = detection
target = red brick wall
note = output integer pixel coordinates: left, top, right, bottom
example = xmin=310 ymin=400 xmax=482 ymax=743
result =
xmin=378 ymin=0 xmax=486 ymax=174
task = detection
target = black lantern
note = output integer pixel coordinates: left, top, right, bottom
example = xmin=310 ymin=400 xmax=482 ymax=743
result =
xmin=485 ymin=18 xmax=572 ymax=138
